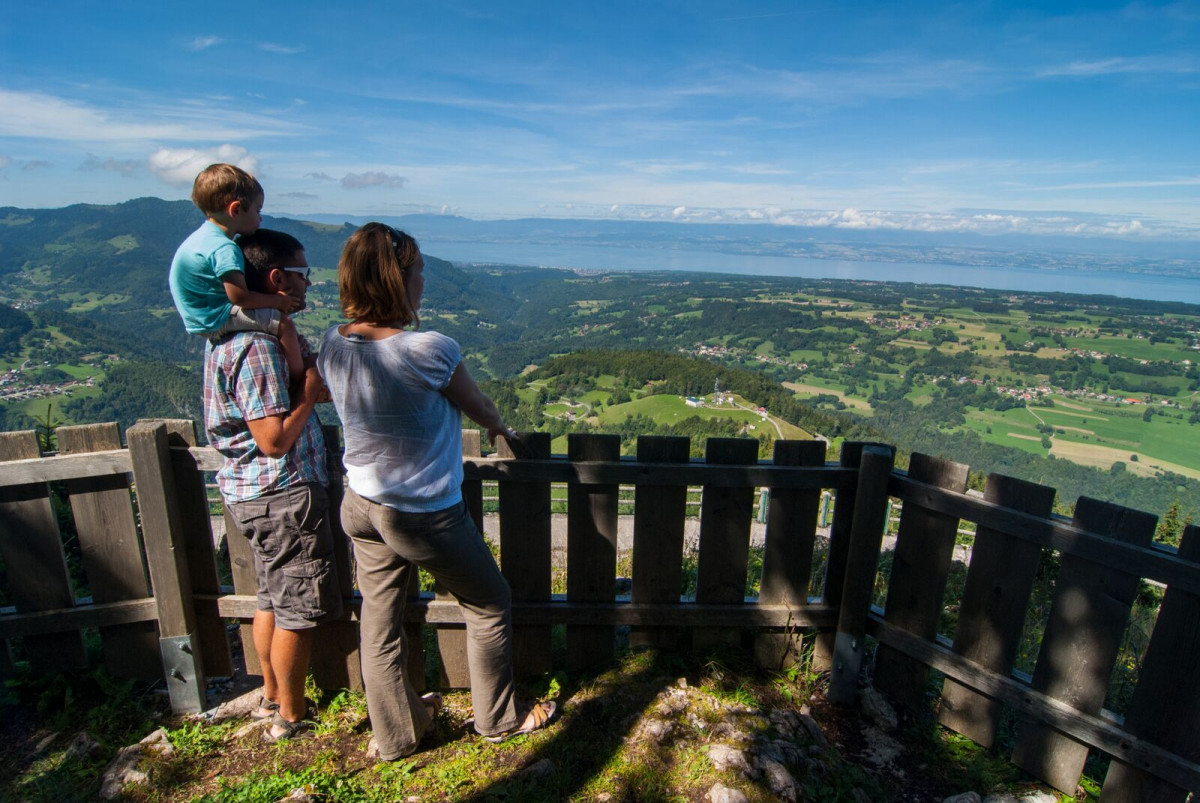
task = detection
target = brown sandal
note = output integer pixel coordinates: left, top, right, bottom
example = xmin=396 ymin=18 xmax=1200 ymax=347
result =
xmin=484 ymin=701 xmax=557 ymax=742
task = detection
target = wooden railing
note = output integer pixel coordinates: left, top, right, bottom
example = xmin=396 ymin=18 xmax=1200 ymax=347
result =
xmin=0 ymin=421 xmax=1197 ymax=800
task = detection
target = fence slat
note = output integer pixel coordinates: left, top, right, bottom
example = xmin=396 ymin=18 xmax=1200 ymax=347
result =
xmin=223 ymin=505 xmax=262 ymax=676
xmin=828 ymin=444 xmax=894 ymax=704
xmin=147 ymin=419 xmax=234 ymax=678
xmin=565 ymin=434 xmax=620 ymax=670
xmin=58 ymin=423 xmax=160 ymax=680
xmin=755 ymin=439 xmax=825 ymax=670
xmin=0 ymin=430 xmax=87 ymax=673
xmin=938 ymin=473 xmax=1056 ymax=746
xmin=814 ymin=441 xmax=872 ymax=670
xmin=874 ymin=453 xmax=969 ymax=709
xmin=311 ymin=424 xmax=363 ymax=693
xmin=498 ymin=432 xmax=552 ymax=677
xmin=630 ymin=436 xmax=691 ymax=651
xmin=1011 ymin=497 xmax=1157 ymax=795
xmin=694 ymin=438 xmax=760 ymax=653
xmin=1101 ymin=523 xmax=1200 ymax=801
xmin=126 ymin=421 xmax=206 ymax=713
xmin=437 ymin=429 xmax=483 ymax=688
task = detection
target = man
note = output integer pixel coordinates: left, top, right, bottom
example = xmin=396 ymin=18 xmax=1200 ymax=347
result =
xmin=203 ymin=228 xmax=342 ymax=743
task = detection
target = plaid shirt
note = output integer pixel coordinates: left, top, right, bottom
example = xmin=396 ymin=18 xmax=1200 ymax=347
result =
xmin=203 ymin=332 xmax=327 ymax=502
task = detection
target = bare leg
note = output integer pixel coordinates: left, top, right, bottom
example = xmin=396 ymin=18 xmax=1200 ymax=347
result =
xmin=271 ymin=628 xmax=314 ymax=723
xmin=252 ymin=610 xmax=279 ymax=704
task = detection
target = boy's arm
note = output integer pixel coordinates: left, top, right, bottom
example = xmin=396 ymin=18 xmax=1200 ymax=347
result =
xmin=223 ymin=272 xmax=301 ymax=312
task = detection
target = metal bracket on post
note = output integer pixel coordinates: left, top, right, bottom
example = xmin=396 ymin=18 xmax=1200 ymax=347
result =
xmin=160 ymin=634 xmax=205 ymax=714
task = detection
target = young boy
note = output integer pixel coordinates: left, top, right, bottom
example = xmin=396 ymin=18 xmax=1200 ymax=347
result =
xmin=169 ymin=163 xmax=304 ymax=381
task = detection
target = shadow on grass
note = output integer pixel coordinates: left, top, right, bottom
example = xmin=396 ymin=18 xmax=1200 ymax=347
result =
xmin=457 ymin=645 xmax=782 ymax=803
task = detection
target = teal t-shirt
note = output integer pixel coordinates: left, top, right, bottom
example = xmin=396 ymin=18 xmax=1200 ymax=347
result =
xmin=169 ymin=221 xmax=243 ymax=334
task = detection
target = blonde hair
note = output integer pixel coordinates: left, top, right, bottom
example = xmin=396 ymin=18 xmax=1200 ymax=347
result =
xmin=191 ymin=163 xmax=263 ymax=217
xmin=338 ymin=223 xmax=421 ymax=327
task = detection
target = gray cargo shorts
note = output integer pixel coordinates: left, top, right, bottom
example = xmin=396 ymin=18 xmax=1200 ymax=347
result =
xmin=226 ymin=482 xmax=343 ymax=630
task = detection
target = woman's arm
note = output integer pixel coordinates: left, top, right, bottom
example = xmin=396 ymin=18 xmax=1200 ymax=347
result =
xmin=442 ymin=362 xmax=516 ymax=445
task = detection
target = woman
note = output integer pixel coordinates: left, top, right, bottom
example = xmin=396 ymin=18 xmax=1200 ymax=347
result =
xmin=318 ymin=223 xmax=555 ymax=760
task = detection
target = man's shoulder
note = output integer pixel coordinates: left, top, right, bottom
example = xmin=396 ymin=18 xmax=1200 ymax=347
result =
xmin=207 ymin=330 xmax=283 ymax=368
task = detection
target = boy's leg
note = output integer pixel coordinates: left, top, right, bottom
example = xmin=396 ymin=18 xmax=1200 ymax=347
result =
xmin=277 ymin=315 xmax=305 ymax=384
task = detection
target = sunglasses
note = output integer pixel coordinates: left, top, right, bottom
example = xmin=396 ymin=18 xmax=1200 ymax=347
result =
xmin=282 ymin=266 xmax=311 ymax=281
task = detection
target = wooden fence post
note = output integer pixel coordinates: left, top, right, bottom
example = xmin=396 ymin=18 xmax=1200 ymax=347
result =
xmin=1010 ymin=497 xmax=1157 ymax=795
xmin=566 ymin=433 xmax=620 ymax=670
xmin=754 ymin=439 xmax=826 ymax=670
xmin=694 ymin=438 xmax=759 ymax=653
xmin=874 ymin=453 xmax=969 ymax=710
xmin=938 ymin=473 xmax=1056 ymax=746
xmin=630 ymin=435 xmax=691 ymax=651
xmin=828 ymin=444 xmax=893 ymax=705
xmin=498 ymin=432 xmax=553 ymax=677
xmin=127 ymin=421 xmax=206 ymax=714
xmin=438 ymin=429 xmax=483 ymax=688
xmin=58 ymin=423 xmax=160 ymax=680
xmin=310 ymin=424 xmax=363 ymax=693
xmin=1100 ymin=523 xmax=1200 ymax=801
xmin=224 ymin=505 xmax=262 ymax=676
xmin=139 ymin=419 xmax=233 ymax=678
xmin=814 ymin=441 xmax=870 ymax=671
xmin=0 ymin=430 xmax=87 ymax=673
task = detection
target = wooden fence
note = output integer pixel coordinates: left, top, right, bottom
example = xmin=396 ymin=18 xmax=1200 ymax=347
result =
xmin=0 ymin=420 xmax=1197 ymax=799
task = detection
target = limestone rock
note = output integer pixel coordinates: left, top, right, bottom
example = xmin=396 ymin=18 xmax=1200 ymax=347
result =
xmin=98 ymin=728 xmax=173 ymax=800
xmin=520 ymin=758 xmax=555 ymax=779
xmin=860 ymin=686 xmax=899 ymax=731
xmin=862 ymin=726 xmax=903 ymax=767
xmin=757 ymin=757 xmax=798 ymax=802
xmin=706 ymin=781 xmax=750 ymax=803
xmin=769 ymin=709 xmax=802 ymax=739
xmin=943 ymin=793 xmax=982 ymax=803
xmin=707 ymin=744 xmax=753 ymax=777
xmin=796 ymin=712 xmax=828 ymax=747
xmin=33 ymin=732 xmax=59 ymax=756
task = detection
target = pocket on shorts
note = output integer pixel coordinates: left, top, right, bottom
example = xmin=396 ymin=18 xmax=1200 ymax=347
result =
xmin=229 ymin=498 xmax=280 ymax=558
xmin=281 ymin=558 xmax=342 ymax=623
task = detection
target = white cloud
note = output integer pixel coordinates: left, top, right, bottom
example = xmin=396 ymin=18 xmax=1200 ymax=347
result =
xmin=0 ymin=156 xmax=11 ymax=170
xmin=80 ymin=154 xmax=139 ymax=175
xmin=22 ymin=160 xmax=52 ymax=172
xmin=1038 ymin=55 xmax=1199 ymax=78
xmin=671 ymin=206 xmax=687 ymax=219
xmin=148 ymin=145 xmax=259 ymax=186
xmin=341 ymin=171 xmax=408 ymax=190
xmin=259 ymin=42 xmax=304 ymax=55
xmin=0 ymin=88 xmax=292 ymax=143
xmin=188 ymin=36 xmax=223 ymax=51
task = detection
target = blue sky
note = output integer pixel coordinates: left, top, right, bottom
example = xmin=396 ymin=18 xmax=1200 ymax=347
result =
xmin=1 ymin=1 xmax=1197 ymax=239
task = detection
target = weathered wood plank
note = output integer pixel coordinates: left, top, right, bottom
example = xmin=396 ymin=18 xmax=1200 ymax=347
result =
xmin=0 ymin=430 xmax=87 ymax=671
xmin=58 ymin=424 xmax=160 ymax=680
xmin=206 ymin=593 xmax=840 ymax=628
xmin=755 ymin=439 xmax=825 ymax=670
xmin=223 ymin=505 xmax=262 ymax=676
xmin=868 ymin=616 xmax=1200 ymax=794
xmin=0 ymin=448 xmax=131 ymax=485
xmin=874 ymin=453 xmax=969 ymax=710
xmin=462 ymin=457 xmax=853 ymax=490
xmin=814 ymin=442 xmax=874 ymax=670
xmin=310 ymin=424 xmax=362 ymax=693
xmin=1011 ymin=497 xmax=1157 ymax=795
xmin=694 ymin=438 xmax=759 ymax=653
xmin=889 ymin=474 xmax=1200 ymax=594
xmin=497 ymin=432 xmax=552 ymax=677
xmin=126 ymin=421 xmax=205 ymax=713
xmin=1101 ymin=523 xmax=1200 ymax=801
xmin=437 ymin=430 xmax=482 ymax=688
xmin=939 ymin=473 xmax=1056 ymax=746
xmin=566 ymin=434 xmax=620 ymax=670
xmin=148 ymin=420 xmax=233 ymax=678
xmin=828 ymin=444 xmax=894 ymax=704
xmin=0 ymin=598 xmax=159 ymax=638
xmin=630 ymin=436 xmax=691 ymax=651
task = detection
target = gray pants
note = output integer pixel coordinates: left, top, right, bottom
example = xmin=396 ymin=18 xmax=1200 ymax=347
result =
xmin=341 ymin=488 xmax=519 ymax=759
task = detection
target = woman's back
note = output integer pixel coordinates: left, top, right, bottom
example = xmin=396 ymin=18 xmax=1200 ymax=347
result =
xmin=318 ymin=325 xmax=464 ymax=513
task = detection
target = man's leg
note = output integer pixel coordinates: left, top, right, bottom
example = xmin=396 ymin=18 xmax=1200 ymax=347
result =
xmin=271 ymin=627 xmax=314 ymax=723
xmin=252 ymin=610 xmax=279 ymax=707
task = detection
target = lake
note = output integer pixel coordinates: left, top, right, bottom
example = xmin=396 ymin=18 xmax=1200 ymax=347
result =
xmin=421 ymin=239 xmax=1200 ymax=305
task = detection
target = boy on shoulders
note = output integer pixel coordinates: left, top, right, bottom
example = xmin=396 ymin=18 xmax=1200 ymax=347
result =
xmin=169 ymin=163 xmax=304 ymax=381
